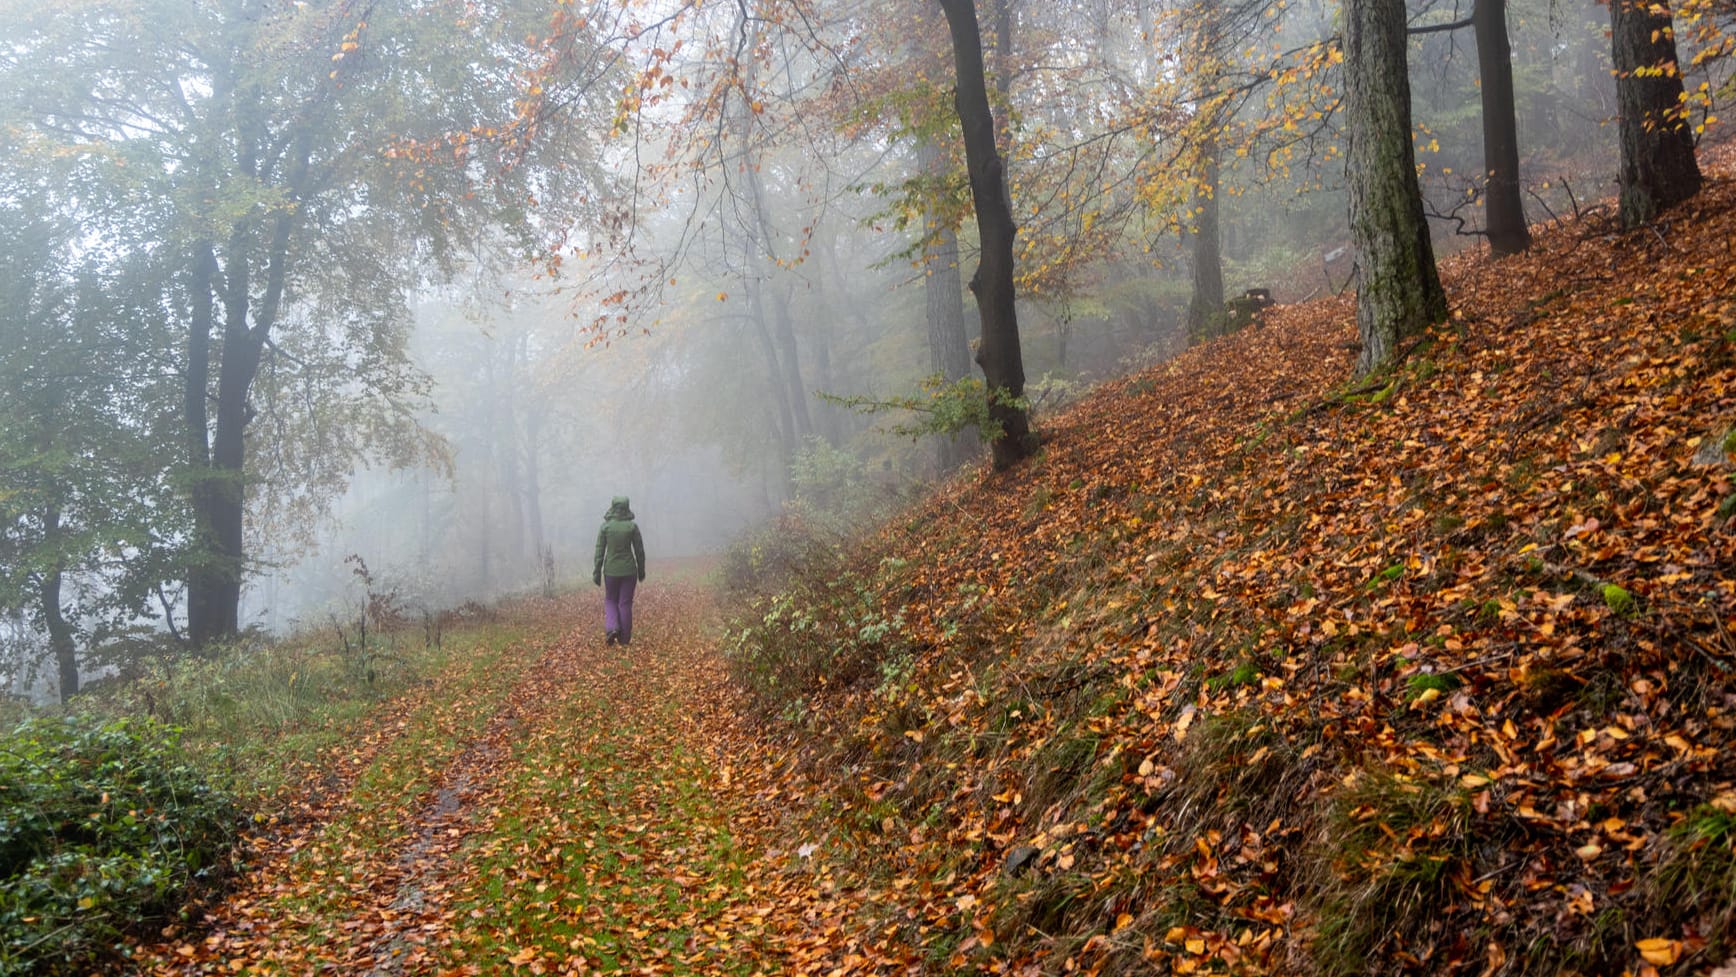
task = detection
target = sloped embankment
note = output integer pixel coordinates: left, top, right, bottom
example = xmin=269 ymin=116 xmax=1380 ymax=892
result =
xmin=741 ymin=157 xmax=1736 ymax=976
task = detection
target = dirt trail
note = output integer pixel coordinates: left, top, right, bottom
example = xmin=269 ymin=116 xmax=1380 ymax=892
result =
xmin=131 ymin=584 xmax=854 ymax=977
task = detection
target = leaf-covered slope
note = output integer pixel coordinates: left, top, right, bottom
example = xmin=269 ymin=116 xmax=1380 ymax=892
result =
xmin=756 ymin=152 xmax=1736 ymax=976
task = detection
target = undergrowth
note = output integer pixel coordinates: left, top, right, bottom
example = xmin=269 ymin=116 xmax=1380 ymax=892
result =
xmin=0 ymin=716 xmax=238 ymax=974
xmin=1 ymin=596 xmax=515 ymax=974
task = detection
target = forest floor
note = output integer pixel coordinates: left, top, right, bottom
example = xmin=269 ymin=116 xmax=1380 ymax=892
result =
xmin=132 ymin=144 xmax=1736 ymax=977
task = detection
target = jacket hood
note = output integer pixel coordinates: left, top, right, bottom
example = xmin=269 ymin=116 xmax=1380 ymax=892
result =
xmin=606 ymin=496 xmax=634 ymax=519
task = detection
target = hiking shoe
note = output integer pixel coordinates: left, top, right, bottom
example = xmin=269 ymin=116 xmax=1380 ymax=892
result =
xmin=605 ymin=630 xmax=619 ymax=646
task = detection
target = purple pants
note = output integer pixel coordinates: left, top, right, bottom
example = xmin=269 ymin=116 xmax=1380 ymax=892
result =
xmin=603 ymin=574 xmax=638 ymax=643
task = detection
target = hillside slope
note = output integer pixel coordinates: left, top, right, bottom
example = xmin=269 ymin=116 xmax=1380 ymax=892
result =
xmin=737 ymin=151 xmax=1736 ymax=976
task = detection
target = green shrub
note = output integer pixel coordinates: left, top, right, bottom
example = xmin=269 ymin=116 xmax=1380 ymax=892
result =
xmin=715 ymin=510 xmax=844 ymax=603
xmin=0 ymin=715 xmax=239 ymax=974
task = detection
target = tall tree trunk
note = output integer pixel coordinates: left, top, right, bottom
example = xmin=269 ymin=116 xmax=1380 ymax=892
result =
xmin=938 ymin=0 xmax=1033 ymax=470
xmin=1344 ymin=0 xmax=1448 ymax=376
xmin=809 ymin=264 xmax=845 ymax=446
xmin=769 ymin=284 xmax=813 ymax=441
xmin=729 ymin=33 xmax=799 ymax=490
xmin=522 ymin=409 xmax=546 ymax=564
xmin=497 ymin=336 xmax=526 ymax=572
xmin=1609 ymin=0 xmax=1702 ymax=228
xmin=746 ymin=278 xmax=797 ymax=482
xmin=185 ymin=242 xmax=220 ymax=646
xmin=187 ymin=105 xmax=311 ymax=646
xmin=1475 ymin=0 xmax=1530 ymax=255
xmin=206 ymin=236 xmax=268 ymax=640
xmin=922 ymin=221 xmax=973 ymax=386
xmin=917 ymin=138 xmax=975 ymax=471
xmin=1185 ymin=138 xmax=1225 ymax=338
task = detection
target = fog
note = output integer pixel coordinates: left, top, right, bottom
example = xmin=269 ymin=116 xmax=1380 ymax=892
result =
xmin=4 ymin=0 xmax=1726 ymax=698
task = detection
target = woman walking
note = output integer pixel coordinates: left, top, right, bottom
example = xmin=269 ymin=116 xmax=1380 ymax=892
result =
xmin=593 ymin=496 xmax=646 ymax=645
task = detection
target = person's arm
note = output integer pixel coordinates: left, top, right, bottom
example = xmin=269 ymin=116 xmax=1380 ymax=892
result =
xmin=593 ymin=525 xmax=607 ymax=585
xmin=632 ymin=526 xmax=646 ymax=581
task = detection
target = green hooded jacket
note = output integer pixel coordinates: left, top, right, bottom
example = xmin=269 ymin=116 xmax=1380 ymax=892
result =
xmin=594 ymin=496 xmax=646 ymax=579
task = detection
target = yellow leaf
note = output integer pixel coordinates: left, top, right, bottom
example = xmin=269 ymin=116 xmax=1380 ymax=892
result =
xmin=1636 ymin=938 xmax=1681 ymax=966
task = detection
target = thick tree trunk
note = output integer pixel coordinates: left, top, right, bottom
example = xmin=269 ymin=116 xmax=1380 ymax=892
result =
xmin=206 ymin=240 xmax=267 ymax=640
xmin=1344 ymin=0 xmax=1448 ymax=376
xmin=923 ymin=227 xmax=972 ymax=385
xmin=1475 ymin=0 xmax=1530 ymax=256
xmin=1609 ymin=0 xmax=1702 ymax=228
xmin=939 ymin=0 xmax=1033 ymax=470
xmin=1185 ymin=139 xmax=1225 ymax=338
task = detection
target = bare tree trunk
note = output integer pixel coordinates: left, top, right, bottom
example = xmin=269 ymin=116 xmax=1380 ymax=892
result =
xmin=1475 ymin=0 xmax=1530 ymax=256
xmin=769 ymin=284 xmax=813 ymax=441
xmin=939 ymin=0 xmax=1033 ymax=470
xmin=1344 ymin=0 xmax=1447 ymax=375
xmin=497 ymin=335 xmax=526 ymax=572
xmin=184 ymin=241 xmax=219 ymax=646
xmin=746 ymin=279 xmax=797 ymax=479
xmin=1610 ymin=0 xmax=1702 ymax=228
xmin=917 ymin=138 xmax=976 ymax=471
xmin=522 ymin=408 xmax=546 ymax=563
xmin=809 ymin=271 xmax=844 ymax=446
xmin=1185 ymin=138 xmax=1225 ymax=338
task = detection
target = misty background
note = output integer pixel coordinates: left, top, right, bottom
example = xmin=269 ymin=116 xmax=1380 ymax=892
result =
xmin=2 ymin=0 xmax=1725 ymax=700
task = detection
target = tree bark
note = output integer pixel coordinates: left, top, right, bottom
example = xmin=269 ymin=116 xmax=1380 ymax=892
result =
xmin=746 ymin=278 xmax=797 ymax=478
xmin=917 ymin=138 xmax=976 ymax=471
xmin=185 ymin=241 xmax=220 ymax=646
xmin=1474 ymin=0 xmax=1530 ymax=256
xmin=1344 ymin=0 xmax=1448 ymax=376
xmin=938 ymin=0 xmax=1033 ymax=470
xmin=1609 ymin=0 xmax=1702 ymax=228
xmin=1185 ymin=138 xmax=1225 ymax=338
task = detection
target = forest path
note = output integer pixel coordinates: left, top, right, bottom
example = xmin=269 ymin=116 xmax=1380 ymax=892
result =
xmin=132 ymin=583 xmax=858 ymax=976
